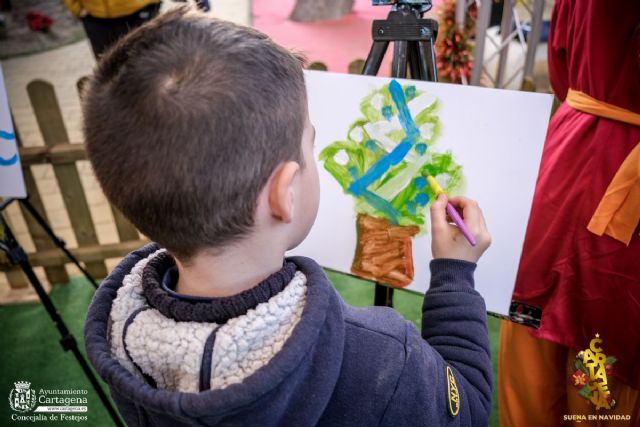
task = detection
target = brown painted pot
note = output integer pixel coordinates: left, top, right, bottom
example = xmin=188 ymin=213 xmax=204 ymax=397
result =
xmin=350 ymin=214 xmax=420 ymax=288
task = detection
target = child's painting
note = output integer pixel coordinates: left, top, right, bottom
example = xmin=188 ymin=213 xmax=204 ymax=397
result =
xmin=319 ymin=79 xmax=464 ymax=287
xmin=289 ymin=71 xmax=553 ymax=316
xmin=0 ymin=64 xmax=26 ymax=199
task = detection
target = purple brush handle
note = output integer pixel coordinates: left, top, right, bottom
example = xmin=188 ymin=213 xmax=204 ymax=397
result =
xmin=445 ymin=202 xmax=477 ymax=246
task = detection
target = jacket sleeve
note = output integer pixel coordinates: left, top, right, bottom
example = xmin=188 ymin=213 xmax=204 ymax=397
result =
xmin=380 ymin=259 xmax=492 ymax=426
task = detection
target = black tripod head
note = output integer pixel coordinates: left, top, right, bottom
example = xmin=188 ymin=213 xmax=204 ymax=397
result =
xmin=363 ymin=0 xmax=439 ymax=81
xmin=372 ymin=0 xmax=433 ymax=15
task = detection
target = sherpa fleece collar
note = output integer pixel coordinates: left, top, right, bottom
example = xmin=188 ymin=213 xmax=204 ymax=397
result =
xmin=110 ymin=247 xmax=308 ymax=393
xmin=142 ymin=251 xmax=298 ymax=323
xmin=84 ymin=243 xmax=346 ymax=421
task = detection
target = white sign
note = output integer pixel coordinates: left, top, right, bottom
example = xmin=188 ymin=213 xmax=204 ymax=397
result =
xmin=289 ymin=71 xmax=552 ymax=316
xmin=0 ymin=64 xmax=26 ymax=199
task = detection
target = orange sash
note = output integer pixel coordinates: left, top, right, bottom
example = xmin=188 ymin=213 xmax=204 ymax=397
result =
xmin=566 ymin=89 xmax=640 ymax=245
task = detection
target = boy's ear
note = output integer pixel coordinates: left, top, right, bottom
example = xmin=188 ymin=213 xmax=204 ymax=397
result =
xmin=268 ymin=161 xmax=300 ymax=223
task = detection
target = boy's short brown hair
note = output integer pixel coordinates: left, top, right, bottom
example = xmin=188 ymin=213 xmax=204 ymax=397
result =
xmin=83 ymin=6 xmax=307 ymax=259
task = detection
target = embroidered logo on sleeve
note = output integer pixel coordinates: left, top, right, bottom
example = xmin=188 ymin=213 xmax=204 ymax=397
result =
xmin=446 ymin=366 xmax=460 ymax=417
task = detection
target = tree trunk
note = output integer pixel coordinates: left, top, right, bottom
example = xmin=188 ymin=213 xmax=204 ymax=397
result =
xmin=350 ymin=214 xmax=420 ymax=288
xmin=290 ymin=0 xmax=355 ymax=22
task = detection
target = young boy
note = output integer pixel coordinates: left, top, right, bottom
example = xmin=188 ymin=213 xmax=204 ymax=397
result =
xmin=83 ymin=6 xmax=492 ymax=426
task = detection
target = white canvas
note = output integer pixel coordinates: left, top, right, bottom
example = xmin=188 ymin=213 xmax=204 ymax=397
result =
xmin=0 ymin=64 xmax=26 ymax=199
xmin=288 ymin=71 xmax=552 ymax=316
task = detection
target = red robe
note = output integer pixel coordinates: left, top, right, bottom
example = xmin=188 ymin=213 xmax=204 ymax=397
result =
xmin=512 ymin=0 xmax=640 ymax=389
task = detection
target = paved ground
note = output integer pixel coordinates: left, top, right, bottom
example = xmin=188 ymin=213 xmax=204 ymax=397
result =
xmin=0 ymin=0 xmax=85 ymax=59
xmin=0 ymin=0 xmax=251 ymax=297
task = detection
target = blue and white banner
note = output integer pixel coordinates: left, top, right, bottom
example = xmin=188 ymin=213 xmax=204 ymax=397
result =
xmin=0 ymin=64 xmax=26 ymax=198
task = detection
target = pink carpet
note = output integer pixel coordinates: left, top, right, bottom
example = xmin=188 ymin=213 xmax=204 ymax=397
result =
xmin=253 ymin=0 xmax=442 ymax=76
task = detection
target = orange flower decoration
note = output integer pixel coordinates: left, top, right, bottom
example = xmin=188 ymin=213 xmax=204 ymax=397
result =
xmin=572 ymin=370 xmax=589 ymax=387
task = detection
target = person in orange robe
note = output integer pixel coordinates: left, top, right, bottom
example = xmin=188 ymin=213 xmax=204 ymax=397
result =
xmin=499 ymin=1 xmax=640 ymax=425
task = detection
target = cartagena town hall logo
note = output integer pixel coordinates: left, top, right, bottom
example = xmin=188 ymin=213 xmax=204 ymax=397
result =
xmin=8 ymin=382 xmax=36 ymax=413
xmin=7 ymin=380 xmax=89 ymax=423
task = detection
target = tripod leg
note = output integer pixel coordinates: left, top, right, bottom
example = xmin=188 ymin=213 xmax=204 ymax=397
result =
xmin=20 ymin=198 xmax=99 ymax=289
xmin=408 ymin=42 xmax=422 ymax=80
xmin=416 ymin=41 xmax=430 ymax=81
xmin=363 ymin=41 xmax=389 ymax=76
xmin=417 ymin=39 xmax=439 ymax=82
xmin=392 ymin=40 xmax=409 ymax=78
xmin=0 ymin=217 xmax=124 ymax=426
xmin=17 ymin=258 xmax=124 ymax=427
xmin=428 ymin=38 xmax=440 ymax=82
xmin=374 ymin=282 xmax=393 ymax=308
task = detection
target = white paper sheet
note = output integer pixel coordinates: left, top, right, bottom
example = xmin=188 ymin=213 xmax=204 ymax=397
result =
xmin=288 ymin=71 xmax=552 ymax=316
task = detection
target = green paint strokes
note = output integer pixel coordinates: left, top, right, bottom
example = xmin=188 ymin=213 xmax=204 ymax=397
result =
xmin=320 ymin=82 xmax=465 ymax=231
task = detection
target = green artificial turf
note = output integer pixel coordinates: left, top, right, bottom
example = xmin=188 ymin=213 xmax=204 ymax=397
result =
xmin=1 ymin=272 xmax=501 ymax=426
xmin=0 ymin=277 xmax=119 ymax=426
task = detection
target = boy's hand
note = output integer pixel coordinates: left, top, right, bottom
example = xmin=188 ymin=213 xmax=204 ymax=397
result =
xmin=430 ymin=194 xmax=491 ymax=263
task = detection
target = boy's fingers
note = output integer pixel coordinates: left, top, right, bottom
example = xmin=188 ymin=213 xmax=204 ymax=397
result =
xmin=448 ymin=196 xmax=483 ymax=228
xmin=430 ymin=193 xmax=449 ymax=231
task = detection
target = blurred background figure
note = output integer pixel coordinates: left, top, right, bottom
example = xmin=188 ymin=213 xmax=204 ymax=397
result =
xmin=174 ymin=0 xmax=211 ymax=13
xmin=63 ymin=0 xmax=162 ymax=57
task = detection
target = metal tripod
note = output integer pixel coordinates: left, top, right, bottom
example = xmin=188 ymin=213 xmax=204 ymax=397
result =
xmin=0 ymin=197 xmax=123 ymax=427
xmin=361 ymin=2 xmax=439 ymax=307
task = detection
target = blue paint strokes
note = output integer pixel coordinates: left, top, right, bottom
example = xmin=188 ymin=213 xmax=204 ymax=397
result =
xmin=406 ymin=201 xmax=417 ymax=216
xmin=347 ymin=81 xmax=421 ymax=196
xmin=348 ymin=138 xmax=412 ymax=194
xmin=343 ymin=80 xmax=424 ymax=220
xmin=361 ymin=189 xmax=400 ymax=224
xmin=0 ymin=129 xmax=18 ymax=166
xmin=414 ymin=176 xmax=427 ymax=189
xmin=0 ymin=130 xmax=16 ymax=140
xmin=365 ymin=139 xmax=378 ymax=152
xmin=381 ymin=105 xmax=393 ymax=120
xmin=348 ymin=167 xmax=359 ymax=179
xmin=389 ymin=80 xmax=419 ymax=138
xmin=415 ymin=143 xmax=427 ymax=155
xmin=405 ymin=85 xmax=416 ymax=100
xmin=416 ymin=193 xmax=429 ymax=206
xmin=0 ymin=153 xmax=18 ymax=166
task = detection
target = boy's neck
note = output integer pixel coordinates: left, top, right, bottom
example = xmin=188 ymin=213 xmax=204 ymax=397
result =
xmin=174 ymin=239 xmax=287 ymax=298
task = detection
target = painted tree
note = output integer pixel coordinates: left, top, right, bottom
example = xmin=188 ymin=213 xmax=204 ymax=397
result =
xmin=290 ymin=0 xmax=354 ymax=22
xmin=320 ymin=80 xmax=464 ymax=286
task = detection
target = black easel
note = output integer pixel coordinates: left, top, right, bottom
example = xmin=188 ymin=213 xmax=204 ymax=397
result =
xmin=361 ymin=0 xmax=438 ymax=307
xmin=0 ymin=197 xmax=123 ymax=427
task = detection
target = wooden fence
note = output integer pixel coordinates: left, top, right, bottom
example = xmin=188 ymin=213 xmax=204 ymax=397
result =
xmin=0 ymin=79 xmax=148 ymax=300
xmin=0 ymin=60 xmax=368 ymax=302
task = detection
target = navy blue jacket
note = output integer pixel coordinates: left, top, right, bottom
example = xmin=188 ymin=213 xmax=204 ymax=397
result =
xmin=85 ymin=244 xmax=492 ymax=426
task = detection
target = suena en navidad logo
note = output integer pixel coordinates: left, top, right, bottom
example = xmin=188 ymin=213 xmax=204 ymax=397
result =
xmin=572 ymin=334 xmax=616 ymax=410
